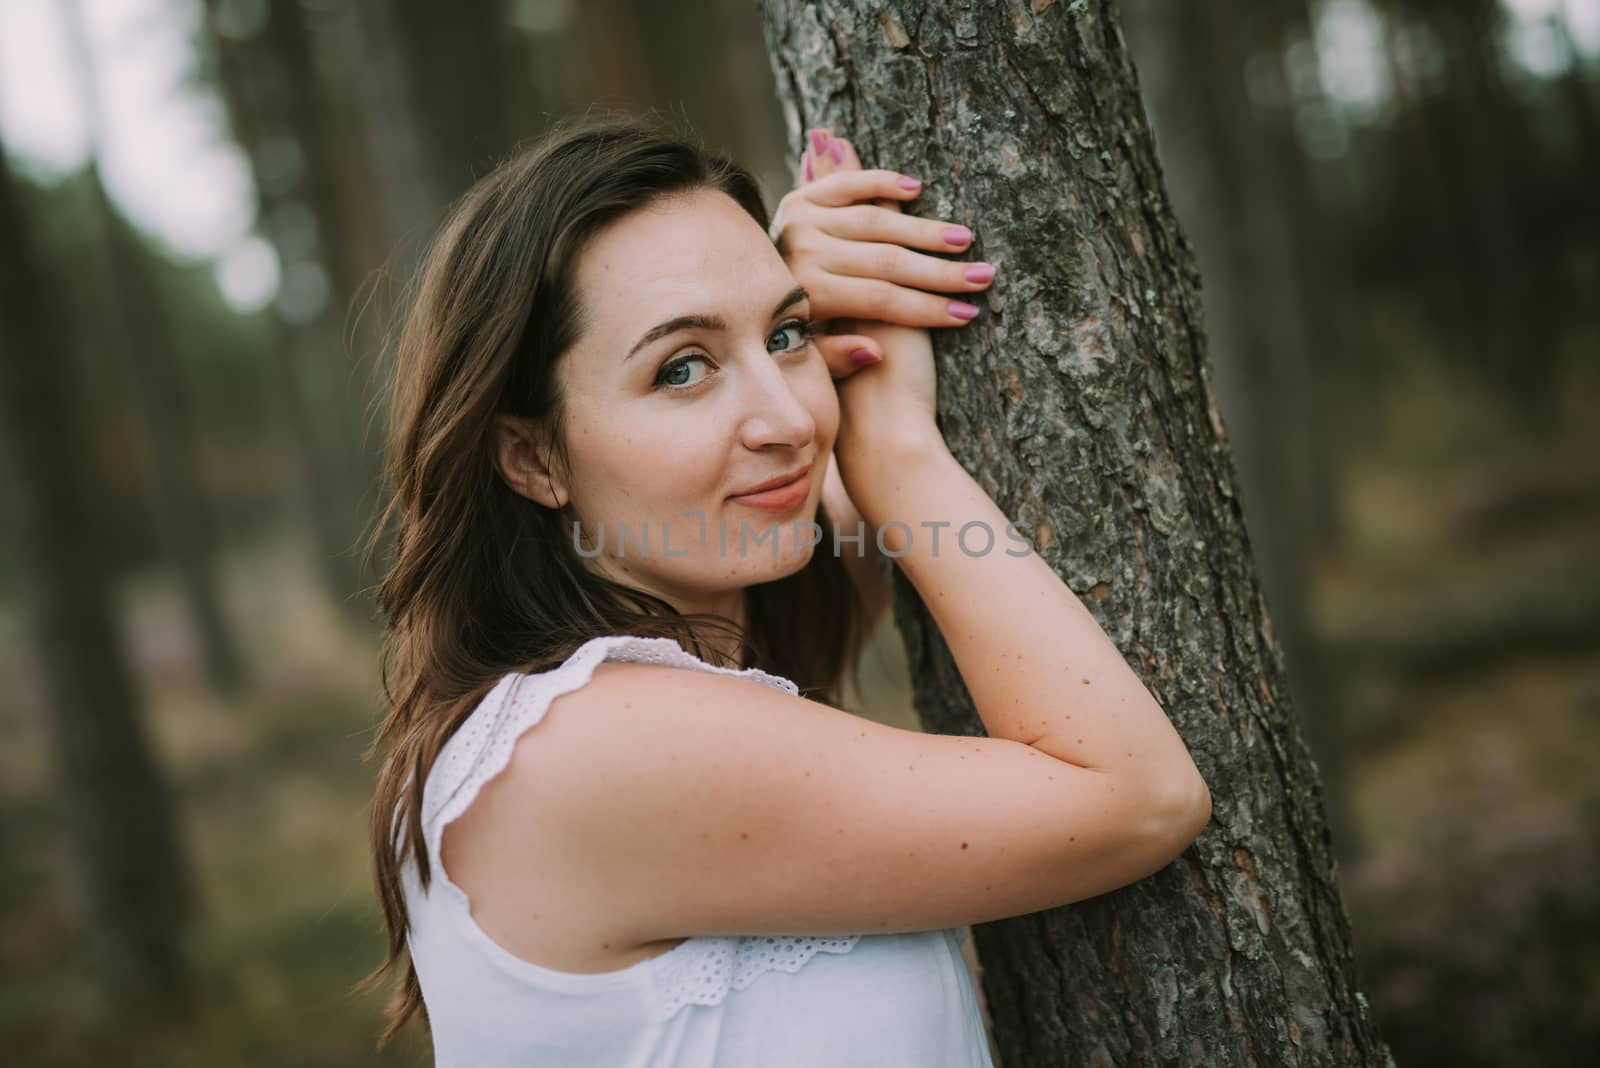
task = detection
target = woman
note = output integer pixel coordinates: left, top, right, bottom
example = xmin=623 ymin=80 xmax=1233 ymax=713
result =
xmin=361 ymin=114 xmax=1211 ymax=1066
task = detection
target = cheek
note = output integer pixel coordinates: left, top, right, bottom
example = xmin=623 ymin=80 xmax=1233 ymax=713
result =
xmin=800 ymin=360 xmax=842 ymax=449
xmin=570 ymin=401 xmax=727 ymax=506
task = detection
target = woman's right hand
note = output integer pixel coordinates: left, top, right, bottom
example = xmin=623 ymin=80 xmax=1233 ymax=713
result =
xmin=773 ymin=130 xmax=987 ymax=504
xmin=831 ymin=319 xmax=944 ymax=508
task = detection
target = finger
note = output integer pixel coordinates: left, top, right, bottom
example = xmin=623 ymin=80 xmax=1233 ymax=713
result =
xmin=809 ymin=130 xmax=904 ymax=213
xmin=819 ymin=234 xmax=995 ymax=298
xmin=828 ymin=135 xmax=862 ymax=174
xmin=810 ymin=130 xmax=843 ymax=181
xmin=810 ymin=273 xmax=983 ymax=329
xmin=813 ymin=331 xmax=884 ymax=380
xmin=805 ymin=136 xmax=918 ymax=209
xmin=801 ymin=127 xmax=837 ymax=185
xmin=801 ymin=168 xmax=925 ymax=208
xmin=819 ymin=203 xmax=975 ymax=252
xmin=821 ymin=138 xmax=903 ymax=216
xmin=805 ymin=127 xmax=834 ymax=163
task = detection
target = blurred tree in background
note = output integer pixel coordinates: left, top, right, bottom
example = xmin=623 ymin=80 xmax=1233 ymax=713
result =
xmin=0 ymin=1 xmax=1595 ymax=1065
xmin=61 ymin=0 xmax=248 ymax=696
xmin=0 ymin=139 xmax=195 ymax=1017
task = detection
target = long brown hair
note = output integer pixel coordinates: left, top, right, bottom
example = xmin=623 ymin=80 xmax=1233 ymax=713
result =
xmin=355 ymin=113 xmax=869 ymax=1047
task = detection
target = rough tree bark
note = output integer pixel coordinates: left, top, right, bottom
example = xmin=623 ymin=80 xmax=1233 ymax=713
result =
xmin=1118 ymin=0 xmax=1357 ymax=869
xmin=757 ymin=3 xmax=1393 ymax=1065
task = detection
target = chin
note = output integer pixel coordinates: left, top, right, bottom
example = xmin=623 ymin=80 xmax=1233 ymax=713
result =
xmin=717 ymin=505 xmax=823 ymax=569
xmin=734 ymin=541 xmax=818 ymax=587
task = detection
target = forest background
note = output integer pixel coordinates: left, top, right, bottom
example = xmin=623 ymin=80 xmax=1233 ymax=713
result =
xmin=0 ymin=1 xmax=1596 ymax=1065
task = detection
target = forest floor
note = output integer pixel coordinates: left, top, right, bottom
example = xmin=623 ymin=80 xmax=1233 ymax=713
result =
xmin=1318 ymin=348 xmax=1600 ymax=1068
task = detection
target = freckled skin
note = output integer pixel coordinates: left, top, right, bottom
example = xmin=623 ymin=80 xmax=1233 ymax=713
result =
xmin=504 ymin=188 xmax=840 ymax=629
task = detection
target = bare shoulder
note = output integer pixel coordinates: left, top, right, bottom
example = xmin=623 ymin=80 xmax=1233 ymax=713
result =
xmin=446 ymin=656 xmax=1200 ymax=964
xmin=436 ymin=661 xmax=706 ymax=972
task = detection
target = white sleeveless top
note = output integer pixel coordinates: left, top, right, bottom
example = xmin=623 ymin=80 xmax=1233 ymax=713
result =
xmin=401 ymin=634 xmax=995 ymax=1067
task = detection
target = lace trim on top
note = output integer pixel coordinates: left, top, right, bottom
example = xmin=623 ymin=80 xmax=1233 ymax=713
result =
xmin=647 ymin=934 xmax=863 ymax=1021
xmin=417 ymin=634 xmax=862 ymax=1020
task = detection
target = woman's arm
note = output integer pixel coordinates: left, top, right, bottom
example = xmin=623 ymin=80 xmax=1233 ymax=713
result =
xmin=822 ymin=449 xmax=891 ymax=636
xmin=843 ymin=432 xmax=1211 ymax=822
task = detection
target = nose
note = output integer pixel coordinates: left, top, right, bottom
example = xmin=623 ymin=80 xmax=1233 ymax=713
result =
xmin=737 ymin=352 xmax=816 ymax=451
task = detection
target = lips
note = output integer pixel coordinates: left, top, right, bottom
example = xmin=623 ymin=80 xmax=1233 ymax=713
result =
xmin=728 ymin=464 xmax=813 ymax=511
xmin=730 ymin=464 xmax=810 ymax=498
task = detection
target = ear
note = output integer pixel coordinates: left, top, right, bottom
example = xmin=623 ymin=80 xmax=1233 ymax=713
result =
xmin=492 ymin=414 xmax=568 ymax=509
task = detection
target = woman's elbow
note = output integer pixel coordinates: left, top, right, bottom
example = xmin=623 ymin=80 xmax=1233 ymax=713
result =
xmin=1146 ymin=767 xmax=1213 ymax=854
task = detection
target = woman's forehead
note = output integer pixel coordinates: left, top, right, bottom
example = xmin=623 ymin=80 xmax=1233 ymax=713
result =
xmin=575 ymin=194 xmax=794 ymax=339
xmin=580 ymin=192 xmax=780 ymax=294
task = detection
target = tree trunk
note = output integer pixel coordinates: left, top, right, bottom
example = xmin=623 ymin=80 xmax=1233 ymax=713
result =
xmin=1118 ymin=0 xmax=1358 ymax=870
xmin=757 ymin=3 xmax=1393 ymax=1064
xmin=341 ymin=0 xmax=538 ymax=252
xmin=632 ymin=0 xmax=793 ymax=187
xmin=1375 ymin=0 xmax=1561 ymax=429
xmin=61 ymin=0 xmax=247 ymax=695
xmin=202 ymin=0 xmax=382 ymax=618
xmin=0 ymin=146 xmax=194 ymax=1008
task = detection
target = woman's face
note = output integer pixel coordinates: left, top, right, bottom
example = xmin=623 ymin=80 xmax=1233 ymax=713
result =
xmin=504 ymin=188 xmax=840 ymax=618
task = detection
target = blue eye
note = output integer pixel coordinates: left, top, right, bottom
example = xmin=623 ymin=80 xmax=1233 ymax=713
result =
xmin=653 ymin=318 xmax=818 ymax=393
xmin=655 ymin=354 xmax=711 ymax=390
xmin=769 ymin=317 xmax=819 ymax=354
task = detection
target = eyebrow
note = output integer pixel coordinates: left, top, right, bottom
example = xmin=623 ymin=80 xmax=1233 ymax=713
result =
xmin=623 ymin=286 xmax=810 ymax=362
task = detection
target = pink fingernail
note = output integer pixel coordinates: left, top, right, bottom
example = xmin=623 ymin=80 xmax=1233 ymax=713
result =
xmin=898 ymin=176 xmax=922 ymax=190
xmin=828 ymin=140 xmax=844 ymax=164
xmin=948 ymin=300 xmax=980 ymax=321
xmin=964 ymin=263 xmax=995 ymax=284
xmin=944 ymin=226 xmax=972 ymax=245
xmin=809 ymin=129 xmax=829 ymax=155
xmin=850 ymin=348 xmax=881 ymax=366
xmin=803 ymin=150 xmax=814 ymax=181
